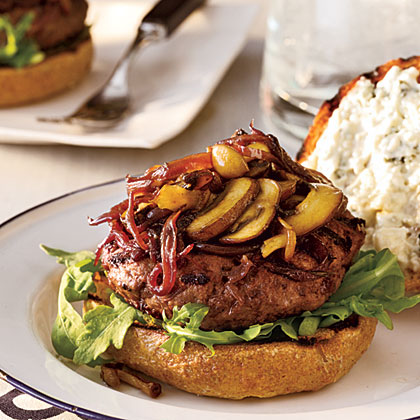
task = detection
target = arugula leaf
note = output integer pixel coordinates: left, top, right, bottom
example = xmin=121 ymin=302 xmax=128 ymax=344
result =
xmin=383 ymin=295 xmax=420 ymax=313
xmin=328 ymin=249 xmax=420 ymax=328
xmin=43 ymin=245 xmax=162 ymax=364
xmin=298 ymin=316 xmax=321 ymax=336
xmin=160 ymin=303 xmax=298 ymax=355
xmin=73 ymin=294 xmax=139 ymax=365
xmin=159 ymin=249 xmax=420 ymax=352
xmin=40 ymin=244 xmax=98 ymax=269
xmin=0 ymin=13 xmax=44 ymax=68
xmin=51 ymin=260 xmax=96 ymax=359
xmin=330 ymin=249 xmax=404 ymax=301
xmin=41 ymin=246 xmax=100 ymax=360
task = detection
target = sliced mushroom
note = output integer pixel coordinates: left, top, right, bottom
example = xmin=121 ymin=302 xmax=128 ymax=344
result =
xmin=186 ymin=177 xmax=259 ymax=241
xmin=243 ymin=142 xmax=271 ymax=162
xmin=220 ymin=178 xmax=281 ymax=243
xmin=285 ymin=183 xmax=344 ymax=236
xmin=246 ymin=160 xmax=270 ymax=178
xmin=261 ymin=233 xmax=287 ymax=258
xmin=247 ymin=142 xmax=270 ymax=152
xmin=277 ymin=179 xmax=297 ymax=201
xmin=153 ymin=184 xmax=210 ymax=212
xmin=211 ymin=144 xmax=249 ymax=179
xmin=261 ymin=183 xmax=344 ymax=257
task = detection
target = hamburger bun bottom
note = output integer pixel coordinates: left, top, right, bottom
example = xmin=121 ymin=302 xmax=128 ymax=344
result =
xmin=0 ymin=37 xmax=93 ymax=107
xmin=404 ymin=269 xmax=420 ymax=295
xmin=99 ymin=305 xmax=377 ymax=399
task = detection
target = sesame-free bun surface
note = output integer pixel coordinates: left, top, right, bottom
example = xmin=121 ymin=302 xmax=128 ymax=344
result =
xmin=404 ymin=269 xmax=420 ymax=295
xmin=105 ymin=315 xmax=377 ymax=399
xmin=0 ymin=37 xmax=93 ymax=107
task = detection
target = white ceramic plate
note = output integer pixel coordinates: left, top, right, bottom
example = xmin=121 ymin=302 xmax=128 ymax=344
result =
xmin=0 ymin=180 xmax=420 ymax=420
xmin=0 ymin=0 xmax=258 ymax=148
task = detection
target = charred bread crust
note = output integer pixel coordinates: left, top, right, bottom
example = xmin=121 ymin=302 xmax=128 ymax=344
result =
xmin=0 ymin=36 xmax=92 ymax=107
xmin=103 ymin=312 xmax=377 ymax=399
xmin=297 ymin=56 xmax=420 ymax=163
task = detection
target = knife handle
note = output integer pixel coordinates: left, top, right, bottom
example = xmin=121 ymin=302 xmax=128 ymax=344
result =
xmin=143 ymin=0 xmax=205 ymax=37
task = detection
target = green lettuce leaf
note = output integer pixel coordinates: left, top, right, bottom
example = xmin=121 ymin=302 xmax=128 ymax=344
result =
xmin=40 ymin=244 xmax=98 ymax=269
xmin=159 ymin=249 xmax=420 ymax=351
xmin=73 ymin=293 xmax=139 ymax=365
xmin=0 ymin=13 xmax=44 ymax=68
xmin=41 ymin=246 xmax=99 ymax=361
xmin=51 ymin=260 xmax=97 ymax=359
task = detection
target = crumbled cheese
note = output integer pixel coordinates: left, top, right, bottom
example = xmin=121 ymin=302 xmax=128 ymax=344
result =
xmin=304 ymin=65 xmax=420 ymax=273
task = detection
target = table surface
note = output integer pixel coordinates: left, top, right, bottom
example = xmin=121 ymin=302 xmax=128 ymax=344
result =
xmin=0 ymin=0 xmax=301 ymax=225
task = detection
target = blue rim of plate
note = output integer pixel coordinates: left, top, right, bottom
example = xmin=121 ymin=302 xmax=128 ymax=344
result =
xmin=3 ymin=374 xmax=122 ymax=420
xmin=1 ymin=178 xmax=420 ymax=420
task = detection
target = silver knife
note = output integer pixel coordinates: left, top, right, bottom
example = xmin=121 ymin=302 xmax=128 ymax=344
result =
xmin=39 ymin=0 xmax=206 ymax=128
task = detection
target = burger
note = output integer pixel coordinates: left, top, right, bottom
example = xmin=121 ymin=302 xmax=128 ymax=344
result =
xmin=0 ymin=0 xmax=92 ymax=106
xmin=298 ymin=56 xmax=420 ymax=295
xmin=42 ymin=125 xmax=420 ymax=399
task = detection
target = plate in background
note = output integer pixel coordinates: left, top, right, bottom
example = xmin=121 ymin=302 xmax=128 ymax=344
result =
xmin=0 ymin=0 xmax=258 ymax=148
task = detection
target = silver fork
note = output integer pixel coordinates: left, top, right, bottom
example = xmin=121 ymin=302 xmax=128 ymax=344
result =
xmin=38 ymin=0 xmax=205 ymax=129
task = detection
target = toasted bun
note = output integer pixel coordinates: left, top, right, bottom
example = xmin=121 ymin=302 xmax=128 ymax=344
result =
xmin=404 ymin=269 xmax=420 ymax=295
xmin=297 ymin=56 xmax=420 ymax=294
xmin=104 ymin=314 xmax=377 ymax=399
xmin=0 ymin=37 xmax=93 ymax=107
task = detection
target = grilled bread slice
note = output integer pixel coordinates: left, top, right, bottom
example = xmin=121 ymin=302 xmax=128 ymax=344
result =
xmin=298 ymin=56 xmax=420 ymax=294
xmin=105 ymin=315 xmax=377 ymax=399
xmin=297 ymin=56 xmax=420 ymax=162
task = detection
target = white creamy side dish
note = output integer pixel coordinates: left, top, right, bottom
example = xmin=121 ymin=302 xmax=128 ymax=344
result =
xmin=304 ymin=65 xmax=420 ymax=273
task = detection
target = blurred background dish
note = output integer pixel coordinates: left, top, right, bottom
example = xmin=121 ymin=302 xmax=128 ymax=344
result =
xmin=0 ymin=0 xmax=93 ymax=106
xmin=0 ymin=0 xmax=258 ymax=148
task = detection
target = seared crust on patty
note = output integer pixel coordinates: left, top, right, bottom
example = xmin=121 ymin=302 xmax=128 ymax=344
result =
xmin=101 ymin=212 xmax=365 ymax=331
xmin=104 ymin=314 xmax=377 ymax=399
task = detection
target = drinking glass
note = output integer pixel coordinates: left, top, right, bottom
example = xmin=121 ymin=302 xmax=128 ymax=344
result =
xmin=261 ymin=0 xmax=420 ymax=139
